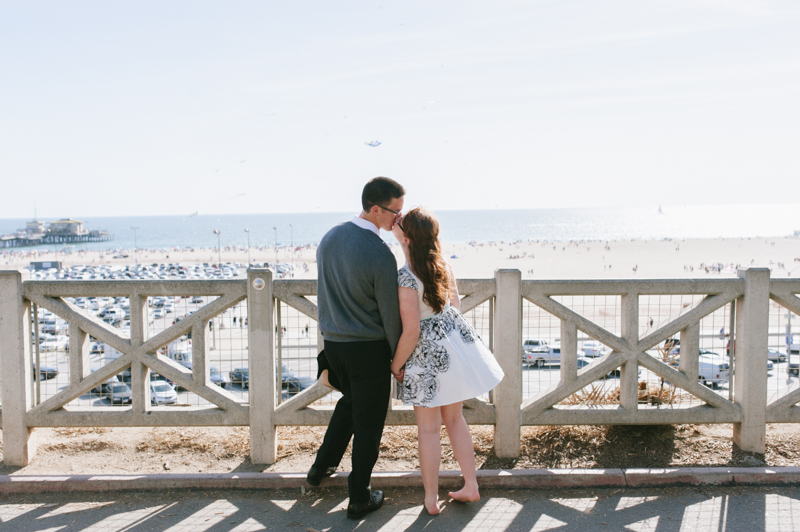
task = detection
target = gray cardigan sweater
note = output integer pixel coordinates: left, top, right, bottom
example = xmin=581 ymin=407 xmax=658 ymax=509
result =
xmin=316 ymin=221 xmax=401 ymax=354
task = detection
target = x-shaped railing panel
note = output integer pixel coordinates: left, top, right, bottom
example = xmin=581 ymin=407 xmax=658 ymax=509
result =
xmin=520 ymin=280 xmax=744 ymax=423
xmin=22 ymin=280 xmax=248 ymax=424
xmin=269 ymin=277 xmax=498 ymax=423
xmin=767 ymin=280 xmax=800 ymax=419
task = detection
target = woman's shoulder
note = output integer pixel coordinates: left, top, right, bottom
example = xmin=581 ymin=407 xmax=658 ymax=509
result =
xmin=397 ymin=264 xmax=419 ymax=291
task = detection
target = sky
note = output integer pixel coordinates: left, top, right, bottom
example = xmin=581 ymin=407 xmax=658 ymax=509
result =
xmin=1 ymin=0 xmax=799 ymax=219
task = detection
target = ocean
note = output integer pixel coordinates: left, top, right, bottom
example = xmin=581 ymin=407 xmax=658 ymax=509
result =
xmin=1 ymin=204 xmax=798 ymax=252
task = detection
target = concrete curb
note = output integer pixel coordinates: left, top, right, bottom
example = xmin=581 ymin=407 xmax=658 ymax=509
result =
xmin=2 ymin=467 xmax=800 ymax=494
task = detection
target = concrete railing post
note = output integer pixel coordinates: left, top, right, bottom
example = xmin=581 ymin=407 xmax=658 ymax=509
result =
xmin=0 ymin=270 xmax=37 ymax=466
xmin=493 ymin=269 xmax=522 ymax=459
xmin=248 ymin=268 xmax=276 ymax=464
xmin=619 ymin=293 xmax=640 ymax=412
xmin=733 ymin=268 xmax=770 ymax=454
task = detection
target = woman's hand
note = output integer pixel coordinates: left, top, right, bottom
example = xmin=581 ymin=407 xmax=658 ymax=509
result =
xmin=390 ymin=360 xmax=405 ymax=382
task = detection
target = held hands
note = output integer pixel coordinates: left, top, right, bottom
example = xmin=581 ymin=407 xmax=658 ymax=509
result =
xmin=390 ymin=360 xmax=405 ymax=382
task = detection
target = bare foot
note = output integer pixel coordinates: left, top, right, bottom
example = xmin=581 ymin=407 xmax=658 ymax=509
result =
xmin=424 ymin=496 xmax=441 ymax=515
xmin=448 ymin=486 xmax=480 ymax=502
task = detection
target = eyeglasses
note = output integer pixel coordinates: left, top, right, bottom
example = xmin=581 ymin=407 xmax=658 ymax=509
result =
xmin=378 ymin=205 xmax=404 ymax=231
xmin=378 ymin=205 xmax=401 ymax=216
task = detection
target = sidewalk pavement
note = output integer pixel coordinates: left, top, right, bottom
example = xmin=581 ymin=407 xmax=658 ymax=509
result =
xmin=2 ymin=467 xmax=800 ymax=494
xmin=0 ymin=470 xmax=800 ymax=532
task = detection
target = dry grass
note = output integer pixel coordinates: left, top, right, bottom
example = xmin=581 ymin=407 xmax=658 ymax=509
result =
xmin=136 ymin=427 xmax=249 ymax=460
xmin=53 ymin=427 xmax=110 ymax=437
xmin=559 ymin=383 xmax=620 ymax=405
xmin=42 ymin=440 xmax=118 ymax=453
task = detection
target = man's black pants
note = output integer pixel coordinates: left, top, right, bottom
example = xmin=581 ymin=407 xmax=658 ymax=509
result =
xmin=313 ymin=339 xmax=391 ymax=504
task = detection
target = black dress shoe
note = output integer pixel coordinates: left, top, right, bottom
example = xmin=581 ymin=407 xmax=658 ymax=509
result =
xmin=306 ymin=465 xmax=336 ymax=487
xmin=347 ymin=490 xmax=384 ymax=520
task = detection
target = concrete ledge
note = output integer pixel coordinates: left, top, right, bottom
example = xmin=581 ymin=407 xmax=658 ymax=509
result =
xmin=1 ymin=467 xmax=800 ymax=495
xmin=624 ymin=468 xmax=735 ymax=487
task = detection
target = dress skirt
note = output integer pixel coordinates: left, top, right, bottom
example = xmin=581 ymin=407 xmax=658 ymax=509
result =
xmin=396 ymin=306 xmax=505 ymax=408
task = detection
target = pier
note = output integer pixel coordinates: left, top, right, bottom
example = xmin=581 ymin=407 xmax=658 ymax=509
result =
xmin=0 ymin=218 xmax=113 ymax=248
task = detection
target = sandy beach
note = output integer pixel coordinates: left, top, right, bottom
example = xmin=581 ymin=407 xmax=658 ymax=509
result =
xmin=3 ymin=236 xmax=799 ymax=280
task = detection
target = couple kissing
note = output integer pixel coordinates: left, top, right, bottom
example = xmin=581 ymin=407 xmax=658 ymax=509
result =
xmin=306 ymin=176 xmax=504 ymax=519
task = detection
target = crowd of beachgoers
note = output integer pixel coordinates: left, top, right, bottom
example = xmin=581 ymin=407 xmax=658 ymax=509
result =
xmin=3 ymin=236 xmax=799 ymax=281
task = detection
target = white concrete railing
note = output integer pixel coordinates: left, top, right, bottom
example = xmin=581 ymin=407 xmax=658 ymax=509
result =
xmin=0 ymin=268 xmax=794 ymax=467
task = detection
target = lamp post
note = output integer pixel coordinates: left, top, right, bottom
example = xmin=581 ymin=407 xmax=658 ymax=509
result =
xmin=273 ymin=226 xmax=278 ymax=267
xmin=244 ymin=228 xmax=251 ymax=265
xmin=131 ymin=226 xmax=139 ymax=264
xmin=213 ymin=229 xmax=221 ymax=267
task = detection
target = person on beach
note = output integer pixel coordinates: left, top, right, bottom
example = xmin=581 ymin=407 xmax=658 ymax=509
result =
xmin=307 ymin=177 xmax=404 ymax=520
xmin=390 ymin=207 xmax=505 ymax=515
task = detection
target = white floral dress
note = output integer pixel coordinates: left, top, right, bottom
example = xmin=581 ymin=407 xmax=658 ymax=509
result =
xmin=396 ymin=264 xmax=505 ymax=407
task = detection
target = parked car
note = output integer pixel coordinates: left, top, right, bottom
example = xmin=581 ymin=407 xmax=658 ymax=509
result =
xmin=150 ymin=381 xmax=178 ymax=405
xmin=119 ymin=368 xmax=171 ymax=384
xmin=227 ymin=364 xmax=314 ymax=395
xmin=90 ymin=341 xmax=105 ymax=355
xmin=190 ymin=296 xmax=204 ymax=304
xmin=523 ymin=339 xmax=548 ymax=352
xmin=39 ymin=337 xmax=69 ymax=352
xmin=524 ymin=340 xmax=562 ymax=368
xmin=698 ymin=353 xmax=730 ymax=388
xmin=172 ymin=363 xmax=225 ymax=390
xmin=789 ymin=354 xmax=800 ymax=376
xmin=767 ymin=348 xmax=788 ymax=363
xmin=109 ymin=382 xmax=132 ymax=404
xmin=90 ymin=368 xmax=119 ymax=394
xmin=283 ymin=375 xmax=315 ymax=396
xmin=33 ymin=363 xmax=59 ymax=381
xmin=229 ymin=367 xmax=249 ymax=388
xmin=210 ymin=366 xmax=225 ymax=387
xmin=581 ymin=340 xmax=610 ymax=358
xmin=663 ymin=337 xmax=680 ymax=351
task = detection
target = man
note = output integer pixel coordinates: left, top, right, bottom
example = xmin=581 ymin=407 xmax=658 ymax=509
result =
xmin=307 ymin=176 xmax=404 ymax=520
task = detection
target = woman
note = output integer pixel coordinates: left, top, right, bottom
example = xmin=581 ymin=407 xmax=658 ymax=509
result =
xmin=390 ymin=207 xmax=504 ymax=515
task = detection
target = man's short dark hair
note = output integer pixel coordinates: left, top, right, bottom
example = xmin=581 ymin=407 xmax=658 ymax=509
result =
xmin=361 ymin=177 xmax=405 ymax=212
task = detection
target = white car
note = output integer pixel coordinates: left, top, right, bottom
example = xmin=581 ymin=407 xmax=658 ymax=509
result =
xmin=767 ymin=348 xmax=787 ymax=362
xmin=40 ymin=337 xmax=69 ymax=352
xmin=698 ymin=353 xmax=730 ymax=388
xmin=789 ymin=354 xmax=800 ymax=375
xmin=581 ymin=340 xmax=611 ymax=358
xmin=150 ymin=381 xmax=178 ymax=405
xmin=524 ymin=340 xmax=562 ymax=368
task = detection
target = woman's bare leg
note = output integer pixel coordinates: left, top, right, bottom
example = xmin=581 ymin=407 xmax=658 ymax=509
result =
xmin=441 ymin=402 xmax=480 ymax=502
xmin=414 ymin=405 xmax=443 ymax=515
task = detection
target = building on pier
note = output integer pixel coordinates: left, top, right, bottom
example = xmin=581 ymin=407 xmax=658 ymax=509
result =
xmin=0 ymin=218 xmax=113 ymax=248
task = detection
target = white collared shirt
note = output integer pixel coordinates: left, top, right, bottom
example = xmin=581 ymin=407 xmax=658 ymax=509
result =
xmin=349 ymin=215 xmax=380 ymax=236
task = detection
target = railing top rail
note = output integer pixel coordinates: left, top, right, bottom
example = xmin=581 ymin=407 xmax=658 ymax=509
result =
xmin=271 ymin=278 xmax=497 ymax=298
xmin=273 ymin=279 xmax=317 ymax=297
xmin=22 ymin=279 xmax=245 ymax=298
xmin=523 ymin=278 xmax=744 ymax=296
xmin=770 ymin=279 xmax=800 ymax=290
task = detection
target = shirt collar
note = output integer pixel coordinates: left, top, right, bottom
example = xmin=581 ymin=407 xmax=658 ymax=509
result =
xmin=350 ymin=215 xmax=380 ymax=236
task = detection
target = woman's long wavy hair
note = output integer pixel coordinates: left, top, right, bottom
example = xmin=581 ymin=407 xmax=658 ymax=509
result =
xmin=402 ymin=207 xmax=451 ymax=314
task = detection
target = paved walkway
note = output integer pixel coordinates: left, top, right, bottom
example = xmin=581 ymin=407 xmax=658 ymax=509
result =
xmin=2 ymin=484 xmax=800 ymax=531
